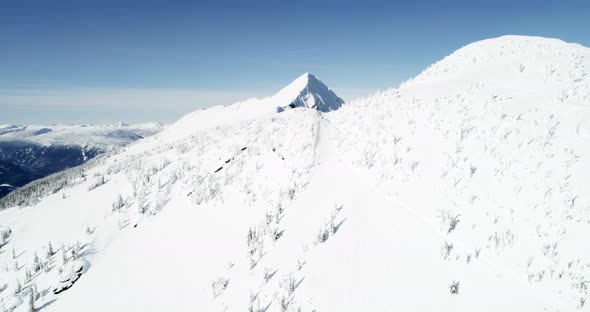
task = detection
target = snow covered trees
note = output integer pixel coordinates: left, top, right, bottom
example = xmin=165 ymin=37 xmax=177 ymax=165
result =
xmin=247 ymin=227 xmax=264 ymax=270
xmin=278 ymin=274 xmax=302 ymax=312
xmin=0 ymin=226 xmax=12 ymax=246
xmin=112 ymin=194 xmax=125 ymax=212
xmin=211 ymin=277 xmax=229 ymax=298
xmin=0 ymin=157 xmax=97 ymax=209
xmin=316 ymin=204 xmax=344 ymax=244
xmin=88 ymin=174 xmax=107 ymax=191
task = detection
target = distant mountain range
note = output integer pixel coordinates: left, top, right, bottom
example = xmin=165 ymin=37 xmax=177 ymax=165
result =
xmin=0 ymin=123 xmax=163 ymax=198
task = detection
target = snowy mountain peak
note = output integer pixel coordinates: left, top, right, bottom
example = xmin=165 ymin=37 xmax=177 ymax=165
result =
xmin=275 ymin=73 xmax=344 ymax=112
xmin=150 ymin=73 xmax=344 ymax=144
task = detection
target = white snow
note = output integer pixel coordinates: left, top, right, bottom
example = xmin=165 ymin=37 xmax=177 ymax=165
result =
xmin=146 ymin=73 xmax=343 ymax=145
xmin=0 ymin=35 xmax=589 ymax=312
xmin=0 ymin=122 xmax=164 ymax=149
xmin=52 ymin=259 xmax=90 ymax=294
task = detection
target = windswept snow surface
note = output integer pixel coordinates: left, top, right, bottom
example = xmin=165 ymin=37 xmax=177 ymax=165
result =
xmin=1 ymin=36 xmax=590 ymax=312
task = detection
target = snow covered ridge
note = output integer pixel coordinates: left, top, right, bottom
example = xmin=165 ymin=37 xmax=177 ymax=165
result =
xmin=0 ymin=122 xmax=164 ymax=148
xmin=0 ymin=122 xmax=164 ymax=199
xmin=148 ymin=73 xmax=343 ymax=145
xmin=405 ymin=35 xmax=590 ymax=99
xmin=0 ymin=36 xmax=590 ymax=311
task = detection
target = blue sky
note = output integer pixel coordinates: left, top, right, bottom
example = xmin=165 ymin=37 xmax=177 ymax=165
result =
xmin=1 ymin=0 xmax=589 ymax=124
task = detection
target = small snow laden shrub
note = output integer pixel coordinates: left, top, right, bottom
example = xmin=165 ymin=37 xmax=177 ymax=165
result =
xmin=263 ymin=267 xmax=277 ymax=283
xmin=441 ymin=241 xmax=454 ymax=260
xmin=0 ymin=225 xmax=12 ymax=245
xmin=317 ymin=228 xmax=330 ymax=244
xmin=316 ymin=204 xmax=344 ymax=244
xmin=449 ymin=280 xmax=460 ymax=295
xmin=112 ymin=195 xmax=126 ymax=212
xmin=281 ymin=275 xmax=297 ymax=296
xmin=438 ymin=209 xmax=460 ymax=234
xmin=211 ymin=277 xmax=229 ymax=298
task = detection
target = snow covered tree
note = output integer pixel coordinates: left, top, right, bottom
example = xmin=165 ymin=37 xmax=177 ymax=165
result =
xmin=14 ymin=279 xmax=21 ymax=294
xmin=263 ymin=267 xmax=275 ymax=283
xmin=58 ymin=244 xmax=69 ymax=266
xmin=47 ymin=241 xmax=55 ymax=258
xmin=247 ymin=227 xmax=257 ymax=251
xmin=317 ymin=228 xmax=329 ymax=243
xmin=272 ymin=227 xmax=283 ymax=242
xmin=112 ymin=194 xmax=125 ymax=212
xmin=441 ymin=241 xmax=454 ymax=260
xmin=24 ymin=269 xmax=31 ymax=283
xmin=32 ymin=253 xmax=41 ymax=272
xmin=28 ymin=287 xmax=36 ymax=312
xmin=32 ymin=283 xmax=39 ymax=300
xmin=71 ymin=242 xmax=80 ymax=260
xmin=265 ymin=211 xmax=274 ymax=226
xmin=136 ymin=190 xmax=148 ymax=214
xmin=449 ymin=280 xmax=460 ymax=295
xmin=280 ymin=296 xmax=290 ymax=312
xmin=0 ymin=226 xmax=11 ymax=243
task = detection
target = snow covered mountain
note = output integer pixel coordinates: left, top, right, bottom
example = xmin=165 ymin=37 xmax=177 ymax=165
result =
xmin=0 ymin=35 xmax=589 ymax=312
xmin=0 ymin=123 xmax=163 ymax=147
xmin=278 ymin=73 xmax=344 ymax=112
xmin=153 ymin=73 xmax=343 ymax=144
xmin=0 ymin=123 xmax=163 ymax=198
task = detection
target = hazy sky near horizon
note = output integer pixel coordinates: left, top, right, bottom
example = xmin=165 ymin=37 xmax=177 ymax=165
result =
xmin=1 ymin=0 xmax=589 ymax=124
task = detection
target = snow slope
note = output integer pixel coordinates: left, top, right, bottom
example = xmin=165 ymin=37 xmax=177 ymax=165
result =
xmin=0 ymin=35 xmax=589 ymax=312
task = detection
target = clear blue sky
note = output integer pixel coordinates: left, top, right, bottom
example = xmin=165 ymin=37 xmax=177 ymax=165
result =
xmin=1 ymin=0 xmax=589 ymax=124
